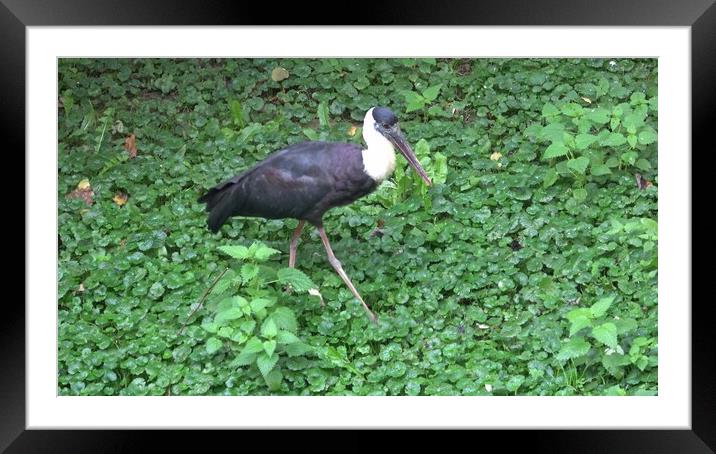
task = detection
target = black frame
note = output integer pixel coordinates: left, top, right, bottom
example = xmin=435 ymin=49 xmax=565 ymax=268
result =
xmin=6 ymin=0 xmax=712 ymax=451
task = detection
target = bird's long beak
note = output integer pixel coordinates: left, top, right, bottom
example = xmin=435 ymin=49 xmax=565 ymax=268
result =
xmin=382 ymin=126 xmax=432 ymax=186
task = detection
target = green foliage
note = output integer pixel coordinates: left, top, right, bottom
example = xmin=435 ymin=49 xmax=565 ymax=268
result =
xmin=401 ymin=83 xmax=443 ymax=113
xmin=378 ymin=138 xmax=448 ymax=211
xmin=203 ymin=241 xmax=314 ymax=390
xmin=317 ymin=101 xmax=330 ymax=129
xmin=58 ymin=57 xmax=657 ymax=396
xmin=277 ymin=268 xmax=318 ymax=292
xmin=560 ymin=291 xmax=657 ymax=388
xmin=526 ymin=78 xmax=657 ymax=193
xmin=229 ymin=99 xmax=246 ymax=129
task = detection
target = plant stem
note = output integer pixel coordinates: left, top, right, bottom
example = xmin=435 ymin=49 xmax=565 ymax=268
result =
xmin=176 ymin=267 xmax=229 ymax=336
xmin=95 ymin=118 xmax=108 ymax=152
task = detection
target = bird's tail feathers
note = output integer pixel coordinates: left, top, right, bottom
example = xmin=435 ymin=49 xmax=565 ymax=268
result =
xmin=198 ymin=183 xmax=240 ymax=233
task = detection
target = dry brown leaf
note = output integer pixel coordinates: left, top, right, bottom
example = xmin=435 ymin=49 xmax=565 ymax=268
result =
xmin=113 ymin=192 xmax=128 ymax=206
xmin=371 ymin=218 xmax=385 ymax=237
xmin=124 ymin=133 xmax=138 ymax=159
xmin=635 ymin=173 xmax=653 ymax=190
xmin=456 ymin=62 xmax=472 ymax=75
xmin=348 ymin=125 xmax=358 ymax=136
xmin=67 ymin=179 xmax=94 ymax=206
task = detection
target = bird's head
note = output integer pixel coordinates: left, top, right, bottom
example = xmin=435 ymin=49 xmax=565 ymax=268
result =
xmin=364 ymin=107 xmax=432 ymax=186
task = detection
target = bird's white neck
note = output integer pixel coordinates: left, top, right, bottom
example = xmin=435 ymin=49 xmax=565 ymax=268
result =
xmin=361 ymin=111 xmax=396 ymax=183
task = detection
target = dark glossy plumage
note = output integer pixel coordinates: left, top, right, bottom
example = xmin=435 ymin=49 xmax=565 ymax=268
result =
xmin=198 ymin=141 xmax=377 ymax=232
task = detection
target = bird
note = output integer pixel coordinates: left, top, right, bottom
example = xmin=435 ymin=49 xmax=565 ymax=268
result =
xmin=198 ymin=106 xmax=432 ymax=323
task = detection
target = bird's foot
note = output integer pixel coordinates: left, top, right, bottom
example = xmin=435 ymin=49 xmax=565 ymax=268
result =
xmin=366 ymin=310 xmax=378 ymax=325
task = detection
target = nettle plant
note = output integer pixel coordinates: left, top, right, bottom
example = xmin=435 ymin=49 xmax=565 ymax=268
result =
xmin=375 ymin=138 xmax=448 ymax=210
xmin=527 ymin=89 xmax=657 ymax=190
xmin=606 ymin=217 xmax=658 ymax=274
xmin=301 ymin=101 xmax=333 ymax=142
xmin=556 ymin=295 xmax=657 ymax=394
xmin=201 ymin=242 xmax=319 ymax=390
xmin=401 ymin=83 xmax=443 ymax=116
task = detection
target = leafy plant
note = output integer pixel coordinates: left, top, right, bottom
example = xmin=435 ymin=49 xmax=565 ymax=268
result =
xmin=201 ymin=242 xmax=318 ymax=390
xmin=302 ymin=101 xmax=330 ymax=141
xmin=229 ymin=99 xmax=247 ymax=129
xmin=527 ymin=87 xmax=657 ymax=188
xmin=559 ymin=294 xmax=656 ymax=387
xmin=401 ymin=83 xmax=443 ymax=114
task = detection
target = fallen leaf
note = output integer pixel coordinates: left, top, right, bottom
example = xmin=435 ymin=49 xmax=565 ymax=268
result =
xmin=490 ymin=151 xmax=503 ymax=161
xmin=371 ymin=219 xmax=386 ymax=238
xmin=113 ymin=192 xmax=128 ymax=206
xmin=635 ymin=173 xmax=652 ymax=190
xmin=124 ymin=133 xmax=137 ymax=158
xmin=348 ymin=125 xmax=358 ymax=136
xmin=112 ymin=120 xmax=124 ymax=134
xmin=78 ymin=283 xmax=85 ymax=293
xmin=67 ymin=179 xmax=94 ymax=206
xmin=308 ymin=288 xmax=325 ymax=308
xmin=581 ymin=97 xmax=592 ymax=104
xmin=271 ymin=67 xmax=289 ymax=82
xmin=456 ymin=61 xmax=472 ymax=75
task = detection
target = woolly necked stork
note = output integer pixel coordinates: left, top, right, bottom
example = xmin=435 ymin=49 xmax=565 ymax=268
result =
xmin=198 ymin=107 xmax=432 ymax=323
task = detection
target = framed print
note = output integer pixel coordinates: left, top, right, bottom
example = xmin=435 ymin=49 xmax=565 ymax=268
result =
xmin=7 ymin=0 xmax=713 ymax=451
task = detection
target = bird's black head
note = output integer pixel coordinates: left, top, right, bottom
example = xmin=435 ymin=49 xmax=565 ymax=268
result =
xmin=371 ymin=106 xmax=398 ymax=128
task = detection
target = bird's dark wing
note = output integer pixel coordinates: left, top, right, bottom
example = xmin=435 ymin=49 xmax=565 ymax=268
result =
xmin=198 ymin=142 xmax=369 ymax=231
xmin=233 ymin=151 xmax=334 ymax=222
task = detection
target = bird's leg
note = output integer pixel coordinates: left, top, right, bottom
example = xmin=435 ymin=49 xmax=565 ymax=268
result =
xmin=288 ymin=220 xmax=305 ymax=268
xmin=284 ymin=221 xmax=306 ymax=295
xmin=316 ymin=226 xmax=378 ymax=324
